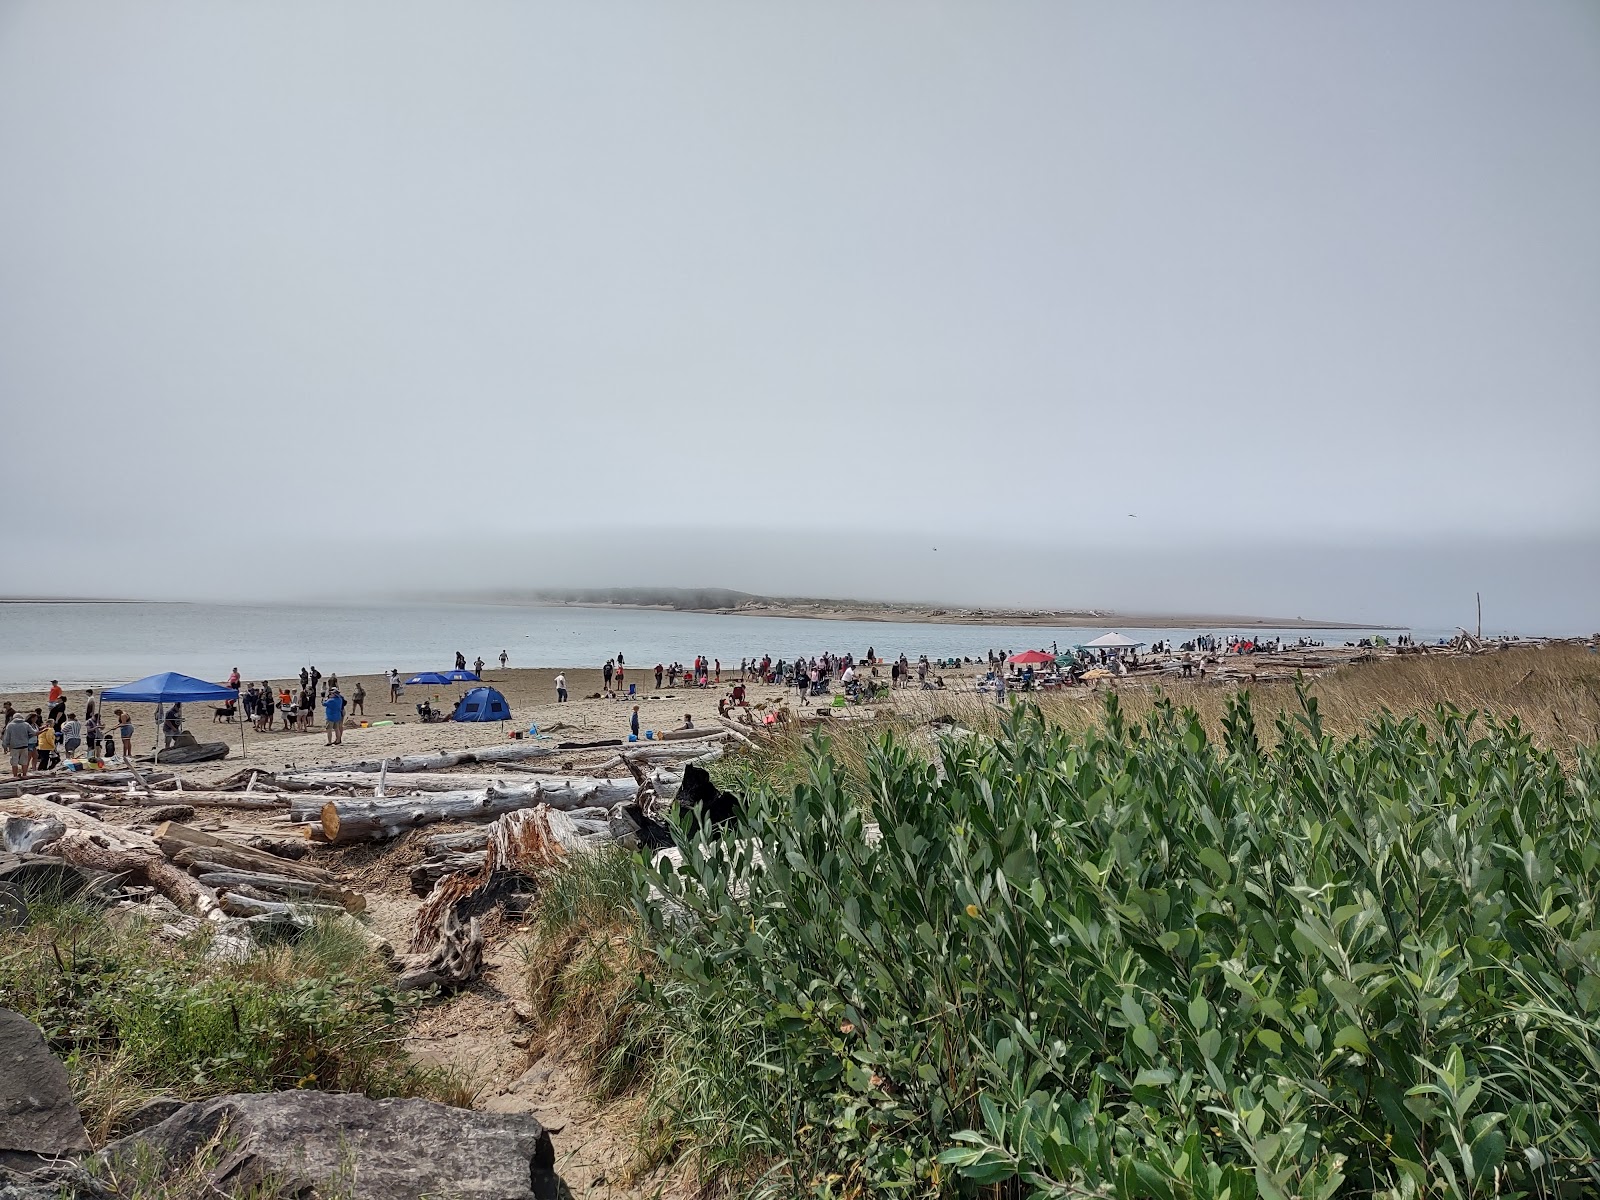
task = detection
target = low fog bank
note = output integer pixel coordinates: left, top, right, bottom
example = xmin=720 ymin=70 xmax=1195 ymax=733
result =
xmin=2 ymin=528 xmax=1594 ymax=636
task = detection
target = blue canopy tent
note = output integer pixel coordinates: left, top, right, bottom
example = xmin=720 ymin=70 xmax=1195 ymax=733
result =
xmin=102 ymin=672 xmax=241 ymax=762
xmin=452 ymin=686 xmax=511 ymax=723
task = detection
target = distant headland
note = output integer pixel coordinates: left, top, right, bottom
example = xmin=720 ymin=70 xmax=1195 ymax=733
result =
xmin=449 ymin=588 xmax=1382 ymax=631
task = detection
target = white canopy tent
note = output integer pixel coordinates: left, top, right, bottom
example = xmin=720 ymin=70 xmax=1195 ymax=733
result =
xmin=1081 ymin=632 xmax=1145 ymax=649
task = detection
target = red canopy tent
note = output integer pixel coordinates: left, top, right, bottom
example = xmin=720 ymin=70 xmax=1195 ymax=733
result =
xmin=1008 ymin=650 xmax=1054 ymax=665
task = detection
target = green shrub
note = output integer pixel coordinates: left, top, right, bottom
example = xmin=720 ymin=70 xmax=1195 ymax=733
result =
xmin=0 ymin=905 xmax=452 ymax=1140
xmin=641 ymin=692 xmax=1600 ymax=1198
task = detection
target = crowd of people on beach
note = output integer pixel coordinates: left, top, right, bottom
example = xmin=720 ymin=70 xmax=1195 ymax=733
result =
xmin=2 ymin=683 xmax=132 ymax=778
xmin=5 ymin=628 xmax=1397 ymax=773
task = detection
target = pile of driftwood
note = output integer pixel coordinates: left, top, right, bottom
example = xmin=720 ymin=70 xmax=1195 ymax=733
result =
xmin=1 ymin=724 xmax=758 ymax=997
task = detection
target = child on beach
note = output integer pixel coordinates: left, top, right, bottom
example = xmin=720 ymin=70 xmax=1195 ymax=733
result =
xmin=117 ymin=710 xmax=134 ymax=758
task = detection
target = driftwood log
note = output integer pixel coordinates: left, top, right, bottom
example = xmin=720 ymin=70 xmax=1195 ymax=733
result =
xmin=218 ymin=891 xmax=345 ymax=921
xmin=154 ymin=823 xmax=338 ymax=884
xmin=192 ymin=868 xmax=365 ymax=912
xmin=120 ymin=792 xmax=290 ymax=811
xmin=281 ymin=772 xmax=541 ymax=794
xmin=298 ymin=743 xmax=555 ymax=775
xmin=396 ymin=907 xmax=483 ymax=992
xmin=1 ymin=797 xmax=218 ymax=915
xmin=410 ymin=806 xmax=592 ymax=953
xmin=316 ymin=779 xmax=638 ymax=845
xmin=0 ymin=772 xmax=177 ymax=800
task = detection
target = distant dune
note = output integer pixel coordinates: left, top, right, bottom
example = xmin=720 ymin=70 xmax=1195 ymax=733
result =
xmin=454 ymin=587 xmax=1378 ymax=631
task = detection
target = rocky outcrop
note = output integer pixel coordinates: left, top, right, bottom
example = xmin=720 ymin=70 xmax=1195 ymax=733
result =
xmin=100 ymin=1091 xmax=561 ymax=1199
xmin=0 ymin=1009 xmax=92 ymax=1171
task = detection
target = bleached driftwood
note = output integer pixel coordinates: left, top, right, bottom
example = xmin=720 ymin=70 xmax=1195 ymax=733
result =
xmin=396 ymin=907 xmax=483 ymax=992
xmin=191 ymin=868 xmax=365 ymax=912
xmin=218 ymin=891 xmax=345 ymax=921
xmin=154 ymin=822 xmax=339 ymax=884
xmin=299 ymin=744 xmax=554 ymax=775
xmin=282 ymin=772 xmax=535 ymax=793
xmin=0 ymin=797 xmax=218 ymax=915
xmin=315 ymin=779 xmax=638 ymax=845
xmin=410 ymin=806 xmax=592 ymax=953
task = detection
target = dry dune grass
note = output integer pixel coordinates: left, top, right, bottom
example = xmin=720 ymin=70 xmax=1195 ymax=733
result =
xmin=730 ymin=643 xmax=1600 ymax=792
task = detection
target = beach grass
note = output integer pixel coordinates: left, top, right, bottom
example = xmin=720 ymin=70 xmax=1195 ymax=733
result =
xmin=0 ymin=901 xmax=465 ymax=1143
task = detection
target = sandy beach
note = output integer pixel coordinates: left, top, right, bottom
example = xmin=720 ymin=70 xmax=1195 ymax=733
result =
xmin=0 ymin=638 xmax=1390 ymax=786
xmin=0 ymin=664 xmax=931 ymax=783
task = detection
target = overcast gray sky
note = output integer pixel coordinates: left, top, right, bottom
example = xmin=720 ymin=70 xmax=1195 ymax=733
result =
xmin=1 ymin=2 xmax=1596 ymax=628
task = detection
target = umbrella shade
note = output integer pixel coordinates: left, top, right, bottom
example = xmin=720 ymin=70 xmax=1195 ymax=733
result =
xmin=443 ymin=670 xmax=480 ymax=682
xmin=1008 ymin=650 xmax=1054 ymax=665
xmin=102 ymin=672 xmax=237 ymax=704
xmin=405 ymin=672 xmax=454 ymax=685
xmin=1082 ymin=632 xmax=1144 ymax=649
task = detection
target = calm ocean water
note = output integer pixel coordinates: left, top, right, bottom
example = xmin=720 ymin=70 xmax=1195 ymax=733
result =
xmin=0 ymin=601 xmax=1405 ymax=692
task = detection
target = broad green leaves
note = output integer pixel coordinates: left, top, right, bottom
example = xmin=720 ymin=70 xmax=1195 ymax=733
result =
xmin=641 ymin=699 xmax=1600 ymax=1197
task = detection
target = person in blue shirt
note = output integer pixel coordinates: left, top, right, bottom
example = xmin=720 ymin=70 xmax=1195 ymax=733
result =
xmin=323 ymin=687 xmax=347 ymax=746
xmin=630 ymin=705 xmax=640 ymax=740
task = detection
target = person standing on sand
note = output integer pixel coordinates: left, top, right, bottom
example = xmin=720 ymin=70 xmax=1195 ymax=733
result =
xmin=630 ymin=705 xmax=640 ymax=739
xmin=35 ymin=720 xmax=55 ymax=772
xmin=323 ymin=686 xmax=347 ymax=746
xmin=47 ymin=681 xmax=64 ymax=722
xmin=654 ymin=663 xmax=664 ymax=689
xmin=499 ymin=650 xmax=508 ymax=671
xmin=388 ymin=668 xmax=401 ymax=703
xmin=474 ymin=656 xmax=485 ymax=678
xmin=555 ymin=673 xmax=567 ymax=703
xmin=603 ymin=660 xmax=614 ymax=695
xmin=117 ymin=710 xmax=134 ymax=758
xmin=714 ymin=659 xmax=721 ymax=684
xmin=4 ymin=711 xmax=32 ymax=779
xmin=351 ymin=682 xmax=365 ymax=716
xmin=61 ymin=712 xmax=82 ymax=759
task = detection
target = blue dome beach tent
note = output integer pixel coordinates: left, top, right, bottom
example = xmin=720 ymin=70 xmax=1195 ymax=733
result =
xmin=452 ymin=686 xmax=511 ymax=723
xmin=443 ymin=669 xmax=481 ymax=682
xmin=102 ymin=671 xmax=241 ymax=762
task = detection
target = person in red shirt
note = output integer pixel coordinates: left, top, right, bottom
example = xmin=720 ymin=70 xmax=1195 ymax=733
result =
xmin=47 ymin=681 xmax=65 ymax=722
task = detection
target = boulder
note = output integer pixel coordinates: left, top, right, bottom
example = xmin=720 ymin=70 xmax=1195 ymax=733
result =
xmin=100 ymin=1091 xmax=561 ymax=1199
xmin=0 ymin=1009 xmax=92 ymax=1170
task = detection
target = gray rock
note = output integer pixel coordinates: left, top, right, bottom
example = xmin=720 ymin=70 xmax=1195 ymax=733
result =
xmin=0 ymin=1009 xmax=92 ymax=1170
xmin=109 ymin=1096 xmax=188 ymax=1138
xmin=0 ymin=1160 xmax=108 ymax=1200
xmin=100 ymin=1091 xmax=562 ymax=1199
